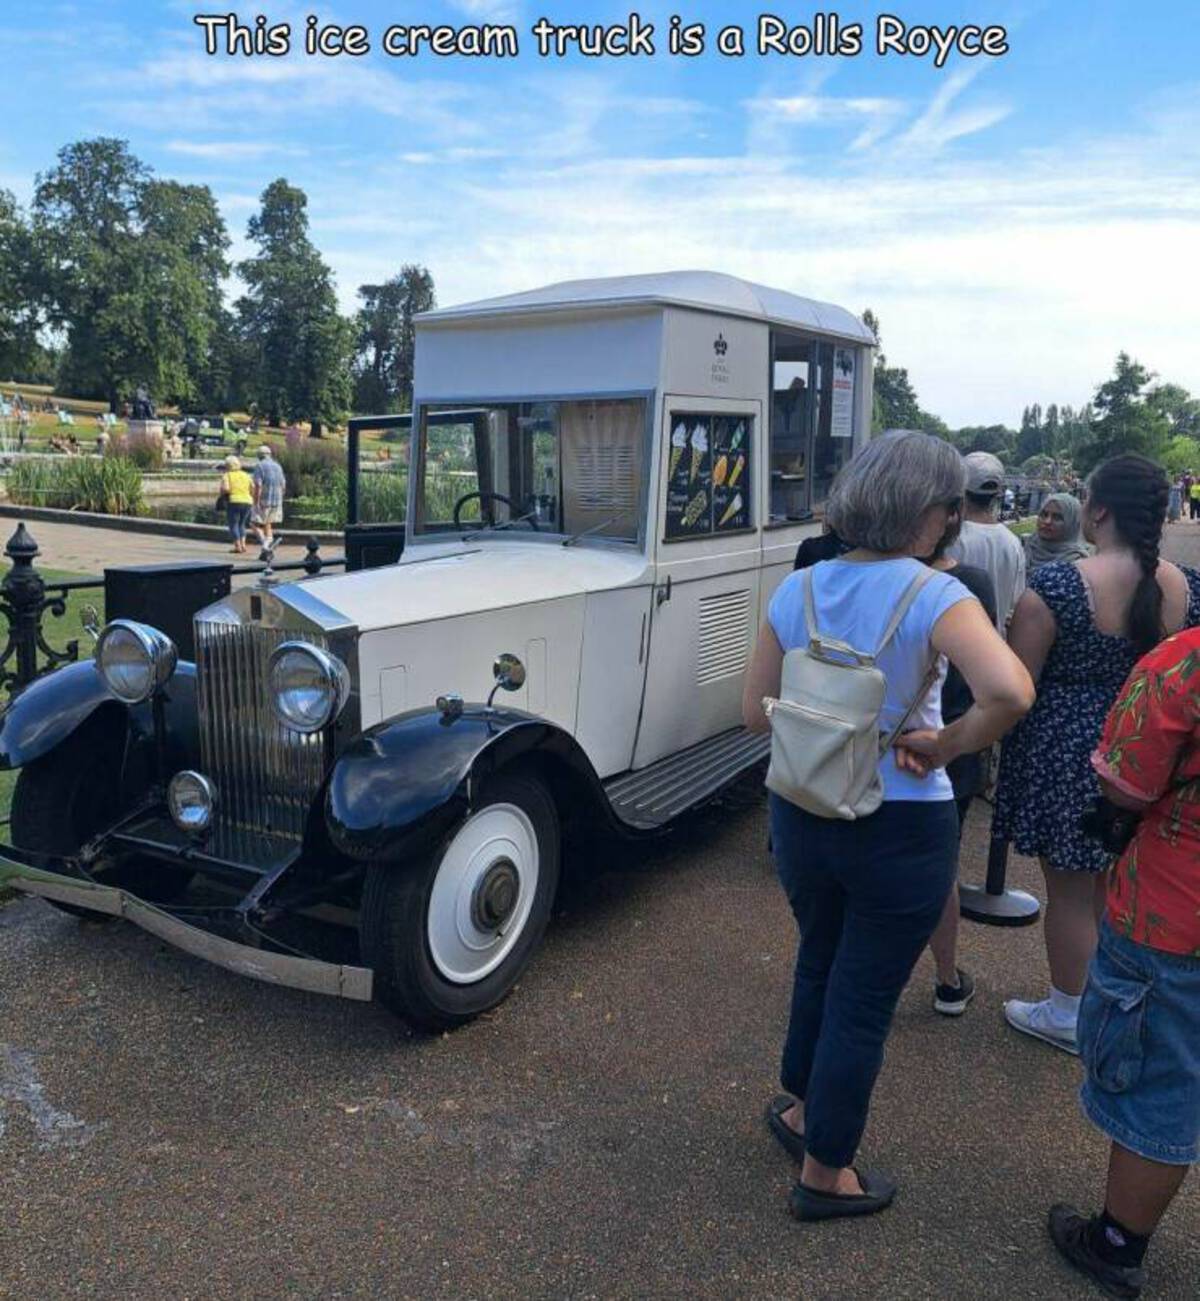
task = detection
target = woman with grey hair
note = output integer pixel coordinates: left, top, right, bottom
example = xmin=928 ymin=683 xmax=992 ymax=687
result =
xmin=744 ymin=431 xmax=1033 ymax=1221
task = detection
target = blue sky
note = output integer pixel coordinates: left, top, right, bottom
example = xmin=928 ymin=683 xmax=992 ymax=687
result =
xmin=2 ymin=1 xmax=1198 ymax=426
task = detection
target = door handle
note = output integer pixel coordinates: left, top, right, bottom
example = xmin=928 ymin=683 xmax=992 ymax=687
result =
xmin=656 ymin=575 xmax=672 ymax=607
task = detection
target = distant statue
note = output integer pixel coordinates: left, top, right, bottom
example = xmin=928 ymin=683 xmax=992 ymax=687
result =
xmin=132 ymin=385 xmax=156 ymax=420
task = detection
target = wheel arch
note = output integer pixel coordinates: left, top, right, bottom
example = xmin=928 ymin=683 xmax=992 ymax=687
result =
xmin=0 ymin=659 xmax=200 ymax=773
xmin=324 ymin=705 xmax=627 ymax=865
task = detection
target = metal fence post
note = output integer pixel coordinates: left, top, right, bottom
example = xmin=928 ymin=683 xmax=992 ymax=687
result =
xmin=0 ymin=522 xmax=80 ymax=691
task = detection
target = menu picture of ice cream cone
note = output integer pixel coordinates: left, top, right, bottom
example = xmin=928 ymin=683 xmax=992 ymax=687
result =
xmin=728 ymin=454 xmax=744 ymax=488
xmin=668 ymin=421 xmax=689 ymax=480
xmin=718 ymin=492 xmax=743 ymax=529
xmin=689 ymin=425 xmax=708 ymax=485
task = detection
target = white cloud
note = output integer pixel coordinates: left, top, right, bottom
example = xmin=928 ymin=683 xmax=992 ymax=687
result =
xmin=165 ymin=140 xmax=307 ymax=160
xmin=898 ymin=66 xmax=1011 ymax=152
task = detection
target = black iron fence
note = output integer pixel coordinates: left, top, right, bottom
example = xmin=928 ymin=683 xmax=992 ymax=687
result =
xmin=0 ymin=522 xmax=345 ymax=693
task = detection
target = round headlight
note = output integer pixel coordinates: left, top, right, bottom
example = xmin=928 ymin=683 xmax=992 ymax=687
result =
xmin=168 ymin=770 xmax=216 ymax=835
xmin=268 ymin=642 xmax=350 ymax=734
xmin=95 ymin=619 xmax=178 ymax=704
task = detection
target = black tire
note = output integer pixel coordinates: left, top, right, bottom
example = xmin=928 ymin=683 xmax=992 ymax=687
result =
xmin=11 ymin=724 xmax=193 ymax=915
xmin=361 ymin=771 xmax=560 ymax=1032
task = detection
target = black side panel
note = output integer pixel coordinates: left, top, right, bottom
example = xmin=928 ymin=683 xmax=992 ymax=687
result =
xmin=324 ymin=706 xmax=627 ymax=863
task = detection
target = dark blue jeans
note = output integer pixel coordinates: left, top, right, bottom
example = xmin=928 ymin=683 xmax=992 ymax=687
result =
xmin=770 ymin=794 xmax=959 ymax=1169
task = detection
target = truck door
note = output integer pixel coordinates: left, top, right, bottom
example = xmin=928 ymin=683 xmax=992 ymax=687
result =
xmin=632 ymin=396 xmax=762 ymax=768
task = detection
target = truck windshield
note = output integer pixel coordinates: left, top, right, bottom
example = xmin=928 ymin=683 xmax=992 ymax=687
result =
xmin=414 ymin=399 xmax=646 ymax=542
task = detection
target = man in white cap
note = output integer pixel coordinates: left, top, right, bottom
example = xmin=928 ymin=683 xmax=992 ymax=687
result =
xmin=251 ymin=443 xmax=286 ymax=551
xmin=948 ymin=451 xmax=1026 ymax=631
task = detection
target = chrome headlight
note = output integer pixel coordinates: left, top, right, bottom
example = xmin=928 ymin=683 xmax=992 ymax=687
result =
xmin=168 ymin=770 xmax=217 ymax=834
xmin=95 ymin=619 xmax=178 ymax=704
xmin=268 ymin=642 xmax=350 ymax=734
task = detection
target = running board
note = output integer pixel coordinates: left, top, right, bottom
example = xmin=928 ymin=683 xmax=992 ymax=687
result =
xmin=604 ymin=728 xmax=770 ymax=830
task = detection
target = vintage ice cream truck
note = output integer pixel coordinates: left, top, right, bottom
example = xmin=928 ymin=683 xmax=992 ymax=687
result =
xmin=0 ymin=272 xmax=875 ymax=1029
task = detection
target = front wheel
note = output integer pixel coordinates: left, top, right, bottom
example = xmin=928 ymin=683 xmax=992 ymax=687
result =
xmin=360 ymin=772 xmax=560 ymax=1031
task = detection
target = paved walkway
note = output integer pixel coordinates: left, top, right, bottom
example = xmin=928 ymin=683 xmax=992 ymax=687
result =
xmin=4 ymin=517 xmax=318 ymax=577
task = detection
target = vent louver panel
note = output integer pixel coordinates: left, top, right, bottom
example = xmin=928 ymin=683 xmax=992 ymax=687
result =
xmin=575 ymin=445 xmax=638 ymax=511
xmin=696 ymin=589 xmax=751 ymax=685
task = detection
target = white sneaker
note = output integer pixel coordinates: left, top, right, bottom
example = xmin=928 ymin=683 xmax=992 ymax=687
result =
xmin=1003 ymin=998 xmax=1080 ymax=1056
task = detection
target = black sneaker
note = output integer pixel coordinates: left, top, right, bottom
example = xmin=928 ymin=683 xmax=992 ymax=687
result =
xmin=1048 ymin=1204 xmax=1145 ymax=1299
xmin=934 ymin=968 xmax=975 ymax=1016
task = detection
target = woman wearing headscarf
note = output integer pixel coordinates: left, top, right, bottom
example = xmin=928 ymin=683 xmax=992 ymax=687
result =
xmin=1024 ymin=493 xmax=1090 ymax=574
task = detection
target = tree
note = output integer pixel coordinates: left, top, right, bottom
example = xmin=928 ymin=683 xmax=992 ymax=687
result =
xmin=237 ymin=179 xmax=354 ymax=434
xmin=952 ymin=425 xmax=1016 ymax=458
xmin=0 ymin=189 xmax=42 ymax=378
xmin=1077 ymin=353 xmax=1171 ymax=472
xmin=32 ymin=138 xmax=229 ymax=407
xmin=354 ymin=266 xmax=435 ymax=413
xmin=1016 ymin=403 xmax=1044 ymax=463
xmin=1147 ymin=382 xmax=1200 ymax=437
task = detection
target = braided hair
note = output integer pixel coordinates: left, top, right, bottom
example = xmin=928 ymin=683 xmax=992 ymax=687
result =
xmin=1085 ymin=454 xmax=1170 ymax=653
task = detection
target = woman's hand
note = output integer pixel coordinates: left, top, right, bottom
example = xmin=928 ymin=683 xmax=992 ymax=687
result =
xmin=894 ymin=728 xmax=952 ymax=777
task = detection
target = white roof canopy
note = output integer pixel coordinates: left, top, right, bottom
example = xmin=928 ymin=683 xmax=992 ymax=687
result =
xmin=418 ymin=271 xmax=877 ymax=345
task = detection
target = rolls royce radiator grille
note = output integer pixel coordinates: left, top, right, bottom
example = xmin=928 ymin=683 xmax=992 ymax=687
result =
xmin=195 ymin=621 xmax=331 ymax=845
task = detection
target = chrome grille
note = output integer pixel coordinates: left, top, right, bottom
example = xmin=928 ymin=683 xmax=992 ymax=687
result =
xmin=195 ymin=620 xmax=331 ymax=845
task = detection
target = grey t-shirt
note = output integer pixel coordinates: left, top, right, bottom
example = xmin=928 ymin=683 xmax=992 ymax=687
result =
xmin=947 ymin=520 xmax=1026 ymax=631
xmin=253 ymin=458 xmax=286 ymax=509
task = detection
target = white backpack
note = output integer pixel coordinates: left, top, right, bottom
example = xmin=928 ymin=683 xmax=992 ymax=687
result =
xmin=763 ymin=567 xmax=939 ymax=820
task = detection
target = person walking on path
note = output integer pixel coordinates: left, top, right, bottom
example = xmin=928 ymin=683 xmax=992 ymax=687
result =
xmin=1049 ymin=626 xmax=1200 ymax=1299
xmin=921 ymin=511 xmax=999 ymax=1017
xmin=744 ymin=431 xmax=1032 ymax=1221
xmin=251 ymin=444 xmax=286 ymax=550
xmin=947 ymin=451 xmax=1026 ymax=631
xmin=1025 ymin=493 xmax=1091 ymax=575
xmin=994 ymin=453 xmax=1200 ymax=1055
xmin=1167 ymin=476 xmax=1183 ymax=524
xmin=1190 ymin=476 xmax=1200 ymax=521
xmin=220 ymin=455 xmax=254 ymax=555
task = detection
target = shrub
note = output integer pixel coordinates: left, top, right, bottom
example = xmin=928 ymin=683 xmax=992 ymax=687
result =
xmin=275 ymin=431 xmax=342 ymax=499
xmin=106 ymin=428 xmax=165 ymax=472
xmin=5 ymin=457 xmax=144 ymax=515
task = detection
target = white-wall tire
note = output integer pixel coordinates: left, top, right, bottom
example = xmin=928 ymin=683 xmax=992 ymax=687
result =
xmin=361 ymin=771 xmax=560 ymax=1031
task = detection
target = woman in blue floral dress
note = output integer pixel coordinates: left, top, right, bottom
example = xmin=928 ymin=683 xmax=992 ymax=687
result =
xmin=994 ymin=454 xmax=1200 ymax=1054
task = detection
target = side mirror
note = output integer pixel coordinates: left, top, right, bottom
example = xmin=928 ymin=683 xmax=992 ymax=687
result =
xmin=487 ymin=653 xmax=526 ymax=707
xmin=79 ymin=603 xmax=101 ymax=643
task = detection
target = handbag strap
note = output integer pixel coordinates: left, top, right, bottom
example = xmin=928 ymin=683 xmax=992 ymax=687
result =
xmin=874 ymin=567 xmax=934 ymax=657
xmin=878 ymin=653 xmax=941 ymax=755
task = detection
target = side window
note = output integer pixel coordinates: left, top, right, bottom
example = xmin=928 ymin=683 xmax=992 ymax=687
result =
xmin=664 ymin=413 xmax=752 ymax=540
xmin=770 ymin=332 xmax=859 ymax=519
xmin=770 ymin=333 xmax=814 ymax=521
xmin=811 ymin=342 xmax=856 ymax=504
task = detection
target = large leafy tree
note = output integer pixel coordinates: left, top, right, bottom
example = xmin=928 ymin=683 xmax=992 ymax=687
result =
xmin=353 ymin=266 xmax=435 ymax=413
xmin=1077 ymin=352 xmax=1171 ymax=471
xmin=0 ymin=189 xmax=42 ymax=378
xmin=237 ymin=179 xmax=354 ymax=434
xmin=32 ymin=138 xmax=229 ymax=407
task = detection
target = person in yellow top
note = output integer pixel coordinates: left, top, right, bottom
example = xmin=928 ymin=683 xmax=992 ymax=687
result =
xmin=1190 ymin=476 xmax=1200 ymax=521
xmin=220 ymin=455 xmax=255 ymax=553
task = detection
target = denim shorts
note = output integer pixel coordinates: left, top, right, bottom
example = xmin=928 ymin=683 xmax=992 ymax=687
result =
xmin=1079 ymin=922 xmax=1200 ymax=1165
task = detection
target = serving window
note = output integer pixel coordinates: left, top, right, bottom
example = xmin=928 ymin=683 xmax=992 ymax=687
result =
xmin=663 ymin=413 xmax=752 ymax=540
xmin=770 ymin=332 xmax=858 ymax=521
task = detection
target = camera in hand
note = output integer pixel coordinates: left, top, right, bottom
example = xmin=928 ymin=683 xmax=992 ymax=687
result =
xmin=1079 ymin=796 xmax=1141 ymax=854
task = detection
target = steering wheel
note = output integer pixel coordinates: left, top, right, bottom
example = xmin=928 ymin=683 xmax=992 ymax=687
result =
xmin=452 ymin=490 xmax=540 ymax=531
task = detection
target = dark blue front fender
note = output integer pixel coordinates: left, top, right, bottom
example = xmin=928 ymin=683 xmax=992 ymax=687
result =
xmin=0 ymin=659 xmax=200 ymax=771
xmin=324 ymin=705 xmax=622 ymax=863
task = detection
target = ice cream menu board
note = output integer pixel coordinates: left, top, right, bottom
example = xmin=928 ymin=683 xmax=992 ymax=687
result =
xmin=664 ymin=414 xmax=752 ymax=539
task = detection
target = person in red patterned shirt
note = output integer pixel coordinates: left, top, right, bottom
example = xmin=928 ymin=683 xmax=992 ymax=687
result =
xmin=1048 ymin=626 xmax=1200 ymax=1299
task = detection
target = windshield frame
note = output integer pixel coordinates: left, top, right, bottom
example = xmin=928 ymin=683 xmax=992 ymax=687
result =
xmin=409 ymin=389 xmax=656 ymax=552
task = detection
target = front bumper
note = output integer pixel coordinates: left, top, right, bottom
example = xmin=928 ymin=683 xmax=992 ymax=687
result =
xmin=0 ymin=848 xmax=374 ymax=1002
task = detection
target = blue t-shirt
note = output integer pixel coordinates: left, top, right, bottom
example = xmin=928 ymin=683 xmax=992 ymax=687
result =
xmin=768 ymin=556 xmax=975 ymax=802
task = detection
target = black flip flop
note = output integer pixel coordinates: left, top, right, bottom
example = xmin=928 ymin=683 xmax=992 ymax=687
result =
xmin=765 ymin=1094 xmax=806 ymax=1163
xmin=789 ymin=1168 xmax=897 ymax=1221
